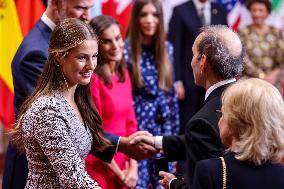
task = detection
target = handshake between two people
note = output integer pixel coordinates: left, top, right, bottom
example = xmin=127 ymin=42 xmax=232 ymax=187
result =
xmin=118 ymin=131 xmax=158 ymax=160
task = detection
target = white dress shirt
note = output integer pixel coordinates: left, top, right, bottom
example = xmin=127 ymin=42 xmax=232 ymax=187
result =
xmin=205 ymin=78 xmax=236 ymax=100
xmin=41 ymin=12 xmax=56 ymax=30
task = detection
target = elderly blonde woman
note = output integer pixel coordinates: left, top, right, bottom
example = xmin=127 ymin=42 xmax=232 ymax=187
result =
xmin=192 ymin=78 xmax=284 ymax=189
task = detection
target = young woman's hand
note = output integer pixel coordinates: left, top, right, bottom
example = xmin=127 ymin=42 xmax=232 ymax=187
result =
xmin=122 ymin=159 xmax=138 ymax=188
xmin=104 ymin=159 xmax=126 ymax=185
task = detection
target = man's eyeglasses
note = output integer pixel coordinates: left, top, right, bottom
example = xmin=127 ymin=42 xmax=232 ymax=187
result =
xmin=215 ymin=109 xmax=222 ymax=120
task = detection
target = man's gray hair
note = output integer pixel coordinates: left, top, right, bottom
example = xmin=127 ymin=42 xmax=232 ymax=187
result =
xmin=198 ymin=25 xmax=244 ymax=79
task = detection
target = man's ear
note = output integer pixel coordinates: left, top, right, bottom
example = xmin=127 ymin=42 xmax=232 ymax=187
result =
xmin=200 ymin=54 xmax=208 ymax=73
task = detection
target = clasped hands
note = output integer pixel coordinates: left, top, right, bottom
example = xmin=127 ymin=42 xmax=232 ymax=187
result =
xmin=118 ymin=131 xmax=158 ymax=160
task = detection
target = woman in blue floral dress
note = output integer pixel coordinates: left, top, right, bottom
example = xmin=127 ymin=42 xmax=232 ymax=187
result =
xmin=124 ymin=0 xmax=180 ymax=188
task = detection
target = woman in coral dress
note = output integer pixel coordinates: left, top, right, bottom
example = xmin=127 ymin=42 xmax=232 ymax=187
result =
xmin=85 ymin=15 xmax=138 ymax=189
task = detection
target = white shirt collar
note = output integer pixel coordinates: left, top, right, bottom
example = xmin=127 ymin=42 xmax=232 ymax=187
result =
xmin=41 ymin=12 xmax=56 ymax=31
xmin=205 ymin=78 xmax=236 ymax=100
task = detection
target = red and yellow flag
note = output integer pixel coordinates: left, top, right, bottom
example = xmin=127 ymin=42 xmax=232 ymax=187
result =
xmin=16 ymin=0 xmax=45 ymax=37
xmin=0 ymin=0 xmax=45 ymax=129
xmin=0 ymin=0 xmax=22 ymax=129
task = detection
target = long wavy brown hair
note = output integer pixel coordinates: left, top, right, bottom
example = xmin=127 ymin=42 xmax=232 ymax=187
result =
xmin=127 ymin=0 xmax=173 ymax=91
xmin=11 ymin=18 xmax=111 ymax=152
xmin=90 ymin=15 xmax=126 ymax=85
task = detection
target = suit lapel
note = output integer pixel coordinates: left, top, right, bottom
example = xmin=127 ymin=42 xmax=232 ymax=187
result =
xmin=183 ymin=2 xmax=223 ymax=27
xmin=184 ymin=1 xmax=203 ymax=30
xmin=210 ymin=3 xmax=221 ymax=25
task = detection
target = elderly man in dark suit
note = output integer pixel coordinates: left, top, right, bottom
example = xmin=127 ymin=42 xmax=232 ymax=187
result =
xmin=131 ymin=25 xmax=245 ymax=189
xmin=3 ymin=1 xmax=155 ymax=189
xmin=169 ymin=0 xmax=228 ymax=133
xmin=168 ymin=0 xmax=227 ymax=179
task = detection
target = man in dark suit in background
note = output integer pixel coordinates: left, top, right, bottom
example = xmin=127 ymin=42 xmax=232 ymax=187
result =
xmin=131 ymin=25 xmax=245 ymax=189
xmin=169 ymin=0 xmax=228 ymax=133
xmin=3 ymin=0 xmax=155 ymax=188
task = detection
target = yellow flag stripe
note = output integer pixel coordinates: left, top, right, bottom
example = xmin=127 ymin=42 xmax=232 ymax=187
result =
xmin=0 ymin=0 xmax=23 ymax=92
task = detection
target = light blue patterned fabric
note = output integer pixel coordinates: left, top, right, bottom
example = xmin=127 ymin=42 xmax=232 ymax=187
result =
xmin=124 ymin=41 xmax=180 ymax=189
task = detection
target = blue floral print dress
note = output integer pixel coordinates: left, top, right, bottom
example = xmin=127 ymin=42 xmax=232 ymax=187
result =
xmin=124 ymin=41 xmax=180 ymax=189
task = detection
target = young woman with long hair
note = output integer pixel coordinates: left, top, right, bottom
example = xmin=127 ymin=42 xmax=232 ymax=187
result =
xmin=85 ymin=15 xmax=138 ymax=189
xmin=11 ymin=18 xmax=109 ymax=189
xmin=124 ymin=0 xmax=180 ymax=188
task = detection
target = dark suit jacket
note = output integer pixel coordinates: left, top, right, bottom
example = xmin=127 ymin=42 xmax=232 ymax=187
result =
xmin=193 ymin=152 xmax=284 ymax=189
xmin=4 ymin=20 xmax=118 ymax=189
xmin=168 ymin=0 xmax=228 ymax=131
xmin=163 ymin=84 xmax=229 ymax=189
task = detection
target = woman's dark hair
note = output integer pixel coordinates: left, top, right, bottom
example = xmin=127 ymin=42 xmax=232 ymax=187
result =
xmin=11 ymin=18 xmax=111 ymax=152
xmin=246 ymin=0 xmax=272 ymax=13
xmin=90 ymin=15 xmax=126 ymax=85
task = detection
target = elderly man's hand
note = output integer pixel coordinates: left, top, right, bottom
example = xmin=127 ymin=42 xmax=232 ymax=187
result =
xmin=118 ymin=131 xmax=159 ymax=160
xmin=159 ymin=171 xmax=177 ymax=189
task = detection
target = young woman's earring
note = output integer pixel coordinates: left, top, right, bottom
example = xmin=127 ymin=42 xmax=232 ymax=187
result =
xmin=58 ymin=64 xmax=69 ymax=90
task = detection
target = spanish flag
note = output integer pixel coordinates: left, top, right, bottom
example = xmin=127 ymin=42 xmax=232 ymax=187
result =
xmin=0 ymin=0 xmax=22 ymax=129
xmin=16 ymin=0 xmax=45 ymax=37
xmin=0 ymin=0 xmax=45 ymax=129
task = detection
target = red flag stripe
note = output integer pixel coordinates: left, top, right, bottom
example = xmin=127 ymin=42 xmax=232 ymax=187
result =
xmin=16 ymin=0 xmax=45 ymax=37
xmin=231 ymin=15 xmax=241 ymax=32
xmin=101 ymin=1 xmax=133 ymax=38
xmin=0 ymin=78 xmax=15 ymax=129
